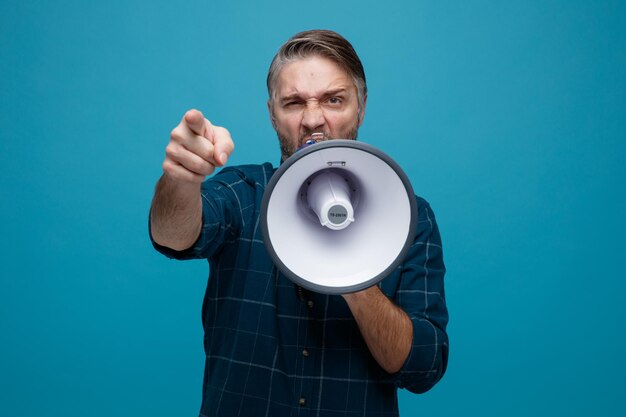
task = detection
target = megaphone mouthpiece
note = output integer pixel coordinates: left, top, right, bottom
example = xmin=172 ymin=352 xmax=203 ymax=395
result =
xmin=306 ymin=170 xmax=355 ymax=230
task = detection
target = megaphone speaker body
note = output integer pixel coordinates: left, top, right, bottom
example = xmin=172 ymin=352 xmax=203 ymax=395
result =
xmin=260 ymin=140 xmax=417 ymax=294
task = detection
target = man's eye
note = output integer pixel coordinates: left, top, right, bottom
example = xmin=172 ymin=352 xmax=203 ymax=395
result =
xmin=327 ymin=97 xmax=343 ymax=105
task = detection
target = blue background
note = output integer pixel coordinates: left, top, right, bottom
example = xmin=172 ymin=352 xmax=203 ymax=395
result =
xmin=2 ymin=0 xmax=625 ymax=415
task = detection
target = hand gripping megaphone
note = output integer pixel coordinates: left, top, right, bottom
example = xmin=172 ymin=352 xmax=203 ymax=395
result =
xmin=260 ymin=140 xmax=417 ymax=294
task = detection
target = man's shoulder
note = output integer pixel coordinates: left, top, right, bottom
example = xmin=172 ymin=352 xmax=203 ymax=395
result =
xmin=415 ymin=195 xmax=434 ymax=216
xmin=413 ymin=195 xmax=441 ymax=234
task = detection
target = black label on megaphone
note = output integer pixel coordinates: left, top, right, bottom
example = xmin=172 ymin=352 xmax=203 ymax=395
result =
xmin=328 ymin=205 xmax=348 ymax=224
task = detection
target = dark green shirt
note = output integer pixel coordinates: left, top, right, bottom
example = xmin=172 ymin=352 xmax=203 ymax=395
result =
xmin=151 ymin=163 xmax=449 ymax=417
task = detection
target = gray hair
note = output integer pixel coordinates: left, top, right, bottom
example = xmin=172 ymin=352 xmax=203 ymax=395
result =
xmin=267 ymin=30 xmax=367 ymax=112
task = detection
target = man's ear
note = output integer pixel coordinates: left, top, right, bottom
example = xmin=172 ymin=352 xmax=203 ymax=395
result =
xmin=358 ymin=94 xmax=368 ymax=127
xmin=267 ymin=99 xmax=277 ymax=129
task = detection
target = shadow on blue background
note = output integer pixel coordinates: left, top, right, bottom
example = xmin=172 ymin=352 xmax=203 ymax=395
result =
xmin=1 ymin=1 xmax=625 ymax=415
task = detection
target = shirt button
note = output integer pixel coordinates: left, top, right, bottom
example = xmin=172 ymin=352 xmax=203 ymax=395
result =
xmin=302 ymin=348 xmax=309 ymax=357
xmin=307 ymin=300 xmax=314 ymax=308
xmin=299 ymin=397 xmax=306 ymax=406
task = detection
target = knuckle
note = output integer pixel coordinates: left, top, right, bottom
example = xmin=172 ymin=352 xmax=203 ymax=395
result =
xmin=170 ymin=127 xmax=183 ymax=142
xmin=165 ymin=143 xmax=178 ymax=159
xmin=162 ymin=159 xmax=175 ymax=174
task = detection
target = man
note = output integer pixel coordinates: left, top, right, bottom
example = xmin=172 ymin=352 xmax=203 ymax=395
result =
xmin=150 ymin=30 xmax=448 ymax=416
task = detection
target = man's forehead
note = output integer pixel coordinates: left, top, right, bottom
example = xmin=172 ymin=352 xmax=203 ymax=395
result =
xmin=275 ymin=57 xmax=356 ymax=98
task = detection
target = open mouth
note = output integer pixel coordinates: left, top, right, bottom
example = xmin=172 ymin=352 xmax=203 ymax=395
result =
xmin=300 ymin=132 xmax=327 ymax=146
xmin=310 ymin=132 xmax=325 ymax=142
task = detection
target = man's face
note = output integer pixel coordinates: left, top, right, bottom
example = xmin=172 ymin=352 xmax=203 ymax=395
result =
xmin=269 ymin=56 xmax=366 ymax=160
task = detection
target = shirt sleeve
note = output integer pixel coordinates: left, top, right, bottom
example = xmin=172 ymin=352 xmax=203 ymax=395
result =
xmin=384 ymin=198 xmax=449 ymax=393
xmin=149 ymin=168 xmax=247 ymax=260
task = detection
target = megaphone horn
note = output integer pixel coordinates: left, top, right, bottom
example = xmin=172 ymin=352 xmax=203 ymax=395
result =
xmin=260 ymin=140 xmax=417 ymax=295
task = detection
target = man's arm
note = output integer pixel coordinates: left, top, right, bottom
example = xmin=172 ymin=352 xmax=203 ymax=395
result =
xmin=343 ymin=286 xmax=412 ymax=374
xmin=150 ymin=174 xmax=203 ymax=251
xmin=150 ymin=109 xmax=234 ymax=251
xmin=344 ymin=200 xmax=448 ymax=389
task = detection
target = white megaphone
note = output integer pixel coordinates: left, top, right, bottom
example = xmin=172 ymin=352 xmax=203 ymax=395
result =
xmin=260 ymin=140 xmax=417 ymax=294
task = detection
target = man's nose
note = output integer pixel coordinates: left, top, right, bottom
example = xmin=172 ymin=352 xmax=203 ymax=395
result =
xmin=301 ymin=103 xmax=325 ymax=130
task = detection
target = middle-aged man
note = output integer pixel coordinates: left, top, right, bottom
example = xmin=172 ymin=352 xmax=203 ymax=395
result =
xmin=150 ymin=30 xmax=449 ymax=417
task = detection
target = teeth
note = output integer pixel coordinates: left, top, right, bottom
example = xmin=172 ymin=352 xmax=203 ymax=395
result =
xmin=310 ymin=133 xmax=325 ymax=141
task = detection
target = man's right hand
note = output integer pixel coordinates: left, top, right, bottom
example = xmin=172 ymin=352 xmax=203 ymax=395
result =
xmin=163 ymin=109 xmax=235 ymax=184
xmin=150 ymin=109 xmax=234 ymax=251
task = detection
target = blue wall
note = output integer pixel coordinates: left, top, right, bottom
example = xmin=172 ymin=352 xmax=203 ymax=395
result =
xmin=2 ymin=1 xmax=625 ymax=415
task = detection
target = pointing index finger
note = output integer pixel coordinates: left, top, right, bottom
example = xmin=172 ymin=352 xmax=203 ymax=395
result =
xmin=183 ymin=109 xmax=208 ymax=137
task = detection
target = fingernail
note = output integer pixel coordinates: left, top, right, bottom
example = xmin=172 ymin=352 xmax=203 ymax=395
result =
xmin=220 ymin=153 xmax=228 ymax=164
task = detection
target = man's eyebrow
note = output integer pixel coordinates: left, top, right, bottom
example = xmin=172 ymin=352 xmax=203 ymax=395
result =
xmin=279 ymin=88 xmax=349 ymax=103
xmin=322 ymin=88 xmax=349 ymax=98
xmin=279 ymin=93 xmax=304 ymax=103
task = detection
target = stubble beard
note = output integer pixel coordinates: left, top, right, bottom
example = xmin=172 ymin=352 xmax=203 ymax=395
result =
xmin=276 ymin=122 xmax=360 ymax=162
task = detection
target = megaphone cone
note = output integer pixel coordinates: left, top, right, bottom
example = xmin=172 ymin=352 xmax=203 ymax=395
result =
xmin=260 ymin=140 xmax=417 ymax=294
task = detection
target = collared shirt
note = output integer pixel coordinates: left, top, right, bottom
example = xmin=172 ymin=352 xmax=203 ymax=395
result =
xmin=151 ymin=163 xmax=449 ymax=417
